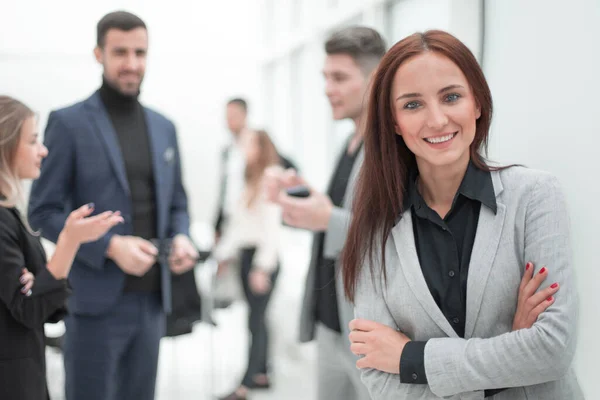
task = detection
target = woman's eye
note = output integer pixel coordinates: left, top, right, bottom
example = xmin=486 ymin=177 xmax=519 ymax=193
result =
xmin=445 ymin=93 xmax=461 ymax=103
xmin=404 ymin=101 xmax=420 ymax=110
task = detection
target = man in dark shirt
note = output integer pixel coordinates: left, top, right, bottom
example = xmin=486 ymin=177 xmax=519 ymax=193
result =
xmin=28 ymin=11 xmax=197 ymax=400
xmin=265 ymin=27 xmax=386 ymax=400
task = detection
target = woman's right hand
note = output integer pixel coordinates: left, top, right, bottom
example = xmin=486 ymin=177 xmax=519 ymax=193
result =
xmin=512 ymin=262 xmax=560 ymax=331
xmin=20 ymin=268 xmax=35 ymax=297
xmin=61 ymin=203 xmax=124 ymax=244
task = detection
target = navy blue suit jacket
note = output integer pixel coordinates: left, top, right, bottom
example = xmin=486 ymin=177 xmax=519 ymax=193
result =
xmin=28 ymin=91 xmax=190 ymax=316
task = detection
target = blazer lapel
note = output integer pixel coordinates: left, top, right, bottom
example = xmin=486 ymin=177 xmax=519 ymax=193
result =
xmin=392 ymin=213 xmax=459 ymax=338
xmin=464 ymin=172 xmax=506 ymax=338
xmin=85 ymin=92 xmax=130 ymax=195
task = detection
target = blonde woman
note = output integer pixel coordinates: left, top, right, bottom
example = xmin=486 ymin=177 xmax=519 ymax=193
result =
xmin=215 ymin=129 xmax=282 ymax=400
xmin=0 ymin=96 xmax=123 ymax=400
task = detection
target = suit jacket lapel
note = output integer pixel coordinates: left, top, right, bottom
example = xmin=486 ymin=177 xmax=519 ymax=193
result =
xmin=392 ymin=213 xmax=459 ymax=338
xmin=85 ymin=92 xmax=130 ymax=195
xmin=464 ymin=171 xmax=506 ymax=338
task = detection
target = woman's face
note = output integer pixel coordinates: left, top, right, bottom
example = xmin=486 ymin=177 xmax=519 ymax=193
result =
xmin=13 ymin=116 xmax=48 ymax=180
xmin=391 ymin=52 xmax=480 ymax=172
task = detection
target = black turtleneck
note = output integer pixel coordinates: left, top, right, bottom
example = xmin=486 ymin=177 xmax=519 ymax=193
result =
xmin=99 ymin=79 xmax=160 ymax=293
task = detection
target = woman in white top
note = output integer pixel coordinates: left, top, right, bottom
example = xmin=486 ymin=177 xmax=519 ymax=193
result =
xmin=215 ymin=129 xmax=282 ymax=400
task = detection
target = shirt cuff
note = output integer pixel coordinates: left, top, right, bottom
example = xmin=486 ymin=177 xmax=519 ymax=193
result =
xmin=400 ymin=340 xmax=428 ymax=384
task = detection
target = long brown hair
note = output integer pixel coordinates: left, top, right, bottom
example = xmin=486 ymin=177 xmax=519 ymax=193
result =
xmin=342 ymin=30 xmax=494 ymax=302
xmin=245 ymin=129 xmax=280 ymax=206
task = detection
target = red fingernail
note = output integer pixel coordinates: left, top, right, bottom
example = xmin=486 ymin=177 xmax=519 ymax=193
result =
xmin=547 ymin=296 xmax=553 ymax=301
xmin=551 ymin=283 xmax=558 ymax=289
xmin=526 ymin=262 xmax=532 ymax=270
xmin=539 ymin=267 xmax=546 ymax=274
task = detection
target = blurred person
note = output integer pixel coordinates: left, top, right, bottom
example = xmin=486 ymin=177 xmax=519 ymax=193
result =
xmin=214 ymin=98 xmax=251 ymax=244
xmin=214 ymin=99 xmax=296 ymax=308
xmin=0 ymin=95 xmax=123 ymax=400
xmin=214 ymin=129 xmax=282 ymax=400
xmin=342 ymin=31 xmax=583 ymax=399
xmin=264 ymin=26 xmax=386 ymax=400
xmin=28 ymin=11 xmax=197 ymax=400
xmin=215 ymin=98 xmax=297 ymax=240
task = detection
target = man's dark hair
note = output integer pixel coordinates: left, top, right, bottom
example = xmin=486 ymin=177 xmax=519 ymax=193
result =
xmin=325 ymin=26 xmax=387 ymax=75
xmin=97 ymin=11 xmax=147 ymax=48
xmin=227 ymin=98 xmax=248 ymax=113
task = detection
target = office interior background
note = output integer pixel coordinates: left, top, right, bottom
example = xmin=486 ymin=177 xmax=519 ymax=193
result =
xmin=1 ymin=0 xmax=599 ymax=399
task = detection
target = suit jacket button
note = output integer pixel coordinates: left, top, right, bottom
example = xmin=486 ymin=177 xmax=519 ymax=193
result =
xmin=412 ymin=373 xmax=418 ymax=381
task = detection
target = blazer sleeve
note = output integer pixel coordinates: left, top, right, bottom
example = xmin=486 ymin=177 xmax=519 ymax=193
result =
xmin=167 ymin=122 xmax=191 ymax=238
xmin=353 ymin=241 xmax=405 ymax=399
xmin=323 ymin=206 xmax=351 ymax=259
xmin=0 ymin=211 xmax=69 ymax=330
xmin=28 ymin=111 xmax=114 ymax=270
xmin=424 ymin=174 xmax=578 ymax=397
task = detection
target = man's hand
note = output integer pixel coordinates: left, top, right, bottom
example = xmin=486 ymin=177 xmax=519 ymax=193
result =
xmin=348 ymin=319 xmax=411 ymax=374
xmin=107 ymin=235 xmax=158 ymax=276
xmin=263 ymin=166 xmax=304 ymax=203
xmin=263 ymin=166 xmax=334 ymax=231
xmin=169 ymin=234 xmax=199 ymax=274
xmin=278 ymin=190 xmax=333 ymax=231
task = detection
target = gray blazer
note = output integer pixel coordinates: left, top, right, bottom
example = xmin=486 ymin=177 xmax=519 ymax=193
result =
xmin=299 ymin=141 xmax=364 ymax=344
xmin=355 ymin=167 xmax=584 ymax=400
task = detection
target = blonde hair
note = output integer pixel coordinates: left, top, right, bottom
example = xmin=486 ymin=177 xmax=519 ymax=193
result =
xmin=245 ymin=129 xmax=280 ymax=206
xmin=0 ymin=95 xmax=35 ymax=210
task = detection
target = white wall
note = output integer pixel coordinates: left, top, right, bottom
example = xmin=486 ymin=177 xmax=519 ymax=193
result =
xmin=0 ymin=0 xmax=261 ymax=224
xmin=483 ymin=0 xmax=600 ymax=397
xmin=257 ymin=0 xmax=482 ymax=190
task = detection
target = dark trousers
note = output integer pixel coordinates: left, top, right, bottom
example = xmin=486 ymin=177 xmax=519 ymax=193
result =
xmin=63 ymin=292 xmax=165 ymax=400
xmin=239 ymin=248 xmax=279 ymax=387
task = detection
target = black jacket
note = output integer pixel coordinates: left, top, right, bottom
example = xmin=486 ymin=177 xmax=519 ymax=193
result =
xmin=0 ymin=206 xmax=69 ymax=400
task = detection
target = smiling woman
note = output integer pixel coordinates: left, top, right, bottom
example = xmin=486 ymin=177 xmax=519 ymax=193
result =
xmin=341 ymin=30 xmax=583 ymax=400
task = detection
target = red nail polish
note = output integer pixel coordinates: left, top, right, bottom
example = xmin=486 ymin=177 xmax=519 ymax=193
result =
xmin=551 ymin=283 xmax=558 ymax=289
xmin=547 ymin=296 xmax=553 ymax=301
xmin=539 ymin=267 xmax=547 ymax=274
xmin=526 ymin=262 xmax=532 ymax=270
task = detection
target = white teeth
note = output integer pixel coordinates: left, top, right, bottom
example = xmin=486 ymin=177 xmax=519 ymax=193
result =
xmin=425 ymin=133 xmax=455 ymax=144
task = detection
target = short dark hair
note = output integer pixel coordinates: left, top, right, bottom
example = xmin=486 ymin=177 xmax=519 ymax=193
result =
xmin=325 ymin=26 xmax=387 ymax=75
xmin=97 ymin=11 xmax=147 ymax=48
xmin=227 ymin=98 xmax=248 ymax=113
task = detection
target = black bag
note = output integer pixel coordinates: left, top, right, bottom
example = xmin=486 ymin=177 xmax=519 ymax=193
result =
xmin=166 ymin=268 xmax=203 ymax=337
